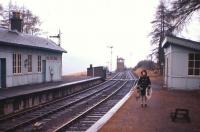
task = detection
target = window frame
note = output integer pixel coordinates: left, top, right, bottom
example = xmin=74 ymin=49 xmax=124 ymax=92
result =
xmin=188 ymin=53 xmax=200 ymax=76
xmin=38 ymin=56 xmax=42 ymax=73
xmin=13 ymin=53 xmax=22 ymax=74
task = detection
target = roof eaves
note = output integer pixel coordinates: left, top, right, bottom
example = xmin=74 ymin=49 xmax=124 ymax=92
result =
xmin=162 ymin=36 xmax=200 ymax=51
xmin=0 ymin=41 xmax=66 ymax=53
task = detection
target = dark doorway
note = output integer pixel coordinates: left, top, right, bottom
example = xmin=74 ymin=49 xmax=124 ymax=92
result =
xmin=0 ymin=58 xmax=6 ymax=88
xmin=42 ymin=60 xmax=46 ymax=82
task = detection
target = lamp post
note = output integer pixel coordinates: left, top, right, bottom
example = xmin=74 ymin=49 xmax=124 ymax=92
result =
xmin=107 ymin=46 xmax=113 ymax=72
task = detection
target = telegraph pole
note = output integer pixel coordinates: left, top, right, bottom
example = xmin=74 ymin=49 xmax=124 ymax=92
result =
xmin=107 ymin=46 xmax=113 ymax=72
xmin=50 ymin=29 xmax=61 ymax=46
xmin=58 ymin=29 xmax=61 ymax=46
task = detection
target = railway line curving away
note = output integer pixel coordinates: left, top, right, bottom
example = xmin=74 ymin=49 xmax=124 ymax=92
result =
xmin=0 ymin=70 xmax=137 ymax=132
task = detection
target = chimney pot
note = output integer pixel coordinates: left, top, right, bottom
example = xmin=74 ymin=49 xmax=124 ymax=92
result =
xmin=10 ymin=11 xmax=23 ymax=32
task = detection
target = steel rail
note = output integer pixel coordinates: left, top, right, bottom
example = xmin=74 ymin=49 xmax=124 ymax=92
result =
xmin=1 ymin=73 xmax=124 ymax=132
xmin=52 ymin=81 xmax=128 ymax=132
xmin=0 ymin=72 xmax=121 ymax=122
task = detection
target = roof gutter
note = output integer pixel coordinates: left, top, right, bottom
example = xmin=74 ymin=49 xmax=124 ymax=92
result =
xmin=0 ymin=41 xmax=67 ymax=53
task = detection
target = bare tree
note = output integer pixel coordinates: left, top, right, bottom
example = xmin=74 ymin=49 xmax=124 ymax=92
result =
xmin=0 ymin=4 xmax=10 ymax=28
xmin=134 ymin=60 xmax=156 ymax=70
xmin=0 ymin=4 xmax=3 ymax=14
xmin=150 ymin=0 xmax=200 ymax=74
xmin=168 ymin=0 xmax=200 ymax=33
xmin=21 ymin=9 xmax=41 ymax=34
xmin=149 ymin=0 xmax=174 ymax=75
xmin=0 ymin=4 xmax=3 ymax=24
xmin=0 ymin=3 xmax=41 ymax=35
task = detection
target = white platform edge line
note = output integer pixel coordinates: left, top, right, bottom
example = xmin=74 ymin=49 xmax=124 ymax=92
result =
xmin=86 ymin=86 xmax=135 ymax=132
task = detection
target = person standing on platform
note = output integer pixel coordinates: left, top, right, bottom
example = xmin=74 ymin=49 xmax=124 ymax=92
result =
xmin=137 ymin=70 xmax=151 ymax=107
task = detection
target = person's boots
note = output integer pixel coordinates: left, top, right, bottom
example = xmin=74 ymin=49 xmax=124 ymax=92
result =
xmin=144 ymin=104 xmax=147 ymax=107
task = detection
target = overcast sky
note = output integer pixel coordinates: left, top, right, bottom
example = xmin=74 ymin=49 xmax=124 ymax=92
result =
xmin=1 ymin=0 xmax=200 ymax=75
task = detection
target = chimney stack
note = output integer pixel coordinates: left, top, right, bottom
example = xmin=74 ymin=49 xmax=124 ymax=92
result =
xmin=90 ymin=64 xmax=93 ymax=69
xmin=10 ymin=12 xmax=23 ymax=32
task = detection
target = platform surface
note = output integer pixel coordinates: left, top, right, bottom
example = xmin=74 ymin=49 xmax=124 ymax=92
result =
xmin=99 ymin=79 xmax=200 ymax=132
xmin=0 ymin=75 xmax=93 ymax=100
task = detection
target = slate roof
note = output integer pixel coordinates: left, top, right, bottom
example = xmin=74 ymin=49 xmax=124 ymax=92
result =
xmin=162 ymin=35 xmax=200 ymax=51
xmin=0 ymin=28 xmax=66 ymax=53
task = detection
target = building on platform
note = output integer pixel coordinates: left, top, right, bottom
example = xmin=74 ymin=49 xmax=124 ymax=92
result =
xmin=116 ymin=57 xmax=125 ymax=72
xmin=0 ymin=12 xmax=66 ymax=88
xmin=162 ymin=35 xmax=200 ymax=90
xmin=87 ymin=64 xmax=106 ymax=79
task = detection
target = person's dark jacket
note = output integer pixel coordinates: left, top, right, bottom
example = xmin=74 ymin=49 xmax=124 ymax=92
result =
xmin=137 ymin=76 xmax=151 ymax=89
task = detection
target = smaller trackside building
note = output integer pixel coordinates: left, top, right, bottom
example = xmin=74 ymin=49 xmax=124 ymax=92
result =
xmin=162 ymin=36 xmax=200 ymax=90
xmin=0 ymin=28 xmax=66 ymax=88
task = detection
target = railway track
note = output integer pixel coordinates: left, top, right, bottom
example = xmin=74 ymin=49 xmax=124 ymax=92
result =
xmin=52 ymin=71 xmax=136 ymax=132
xmin=0 ymin=72 xmax=129 ymax=132
xmin=23 ymin=81 xmax=126 ymax=132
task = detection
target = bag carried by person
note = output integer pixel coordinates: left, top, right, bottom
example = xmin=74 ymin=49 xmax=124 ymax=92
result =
xmin=133 ymin=86 xmax=140 ymax=101
xmin=146 ymin=87 xmax=152 ymax=100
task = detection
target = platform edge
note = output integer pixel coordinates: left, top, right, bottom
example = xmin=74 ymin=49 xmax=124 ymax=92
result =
xmin=86 ymin=85 xmax=136 ymax=132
